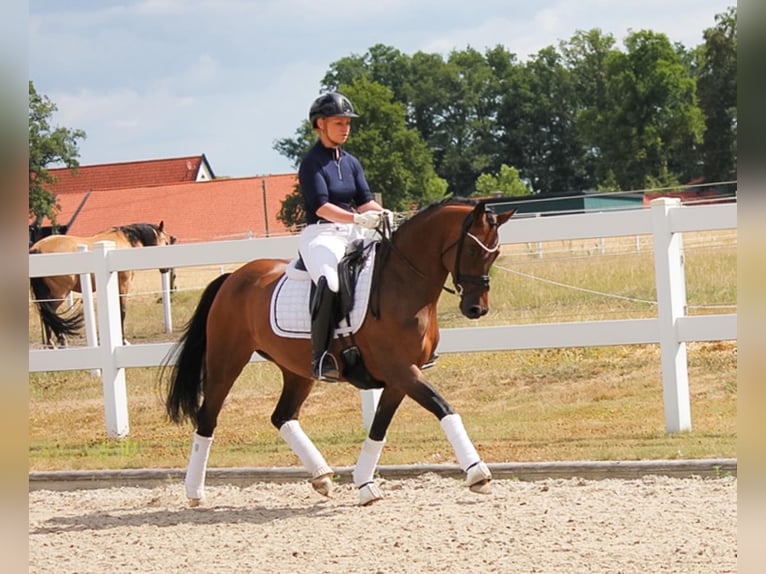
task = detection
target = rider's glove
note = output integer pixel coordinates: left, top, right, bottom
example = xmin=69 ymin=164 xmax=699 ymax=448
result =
xmin=353 ymin=211 xmax=383 ymax=229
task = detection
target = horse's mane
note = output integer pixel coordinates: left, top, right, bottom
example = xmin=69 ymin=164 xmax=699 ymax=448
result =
xmin=394 ymin=196 xmax=479 ymax=235
xmin=114 ymin=223 xmax=163 ymax=247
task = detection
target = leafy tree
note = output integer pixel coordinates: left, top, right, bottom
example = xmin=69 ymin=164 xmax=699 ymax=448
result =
xmin=591 ymin=31 xmax=704 ymax=190
xmin=322 ymin=44 xmax=411 ymax=104
xmin=433 ymin=48 xmax=500 ymax=196
xmin=518 ymin=47 xmax=587 ymax=194
xmin=474 ymin=164 xmax=529 ymax=196
xmin=560 ymin=29 xmax=618 ymax=189
xmin=695 ymin=6 xmax=737 ymax=184
xmin=276 ymin=187 xmax=305 ymax=230
xmin=28 ymin=81 xmax=85 ymax=231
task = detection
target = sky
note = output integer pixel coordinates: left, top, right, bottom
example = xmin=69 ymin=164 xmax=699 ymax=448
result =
xmin=28 ymin=0 xmax=734 ymax=178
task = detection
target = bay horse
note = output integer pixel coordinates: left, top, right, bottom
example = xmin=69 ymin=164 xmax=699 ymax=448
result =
xmin=163 ymin=198 xmax=514 ymax=506
xmin=29 ymin=221 xmax=172 ymax=347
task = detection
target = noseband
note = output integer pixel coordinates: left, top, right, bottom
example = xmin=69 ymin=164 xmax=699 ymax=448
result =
xmin=444 ymin=207 xmax=500 ymax=296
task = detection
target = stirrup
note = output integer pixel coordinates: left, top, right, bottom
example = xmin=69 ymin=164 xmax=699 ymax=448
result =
xmin=313 ymin=352 xmax=340 ymax=382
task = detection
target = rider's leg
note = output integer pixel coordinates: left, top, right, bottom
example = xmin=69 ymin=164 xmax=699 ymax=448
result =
xmin=299 ymin=225 xmax=348 ymax=381
xmin=310 ymin=275 xmax=340 ymax=381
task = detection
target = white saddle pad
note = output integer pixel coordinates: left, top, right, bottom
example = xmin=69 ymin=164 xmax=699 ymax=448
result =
xmin=269 ymin=245 xmax=377 ymax=339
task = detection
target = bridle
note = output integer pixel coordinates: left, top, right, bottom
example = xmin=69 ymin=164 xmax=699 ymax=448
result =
xmin=375 ymin=202 xmax=500 ymax=302
xmin=442 ymin=205 xmax=500 ymax=296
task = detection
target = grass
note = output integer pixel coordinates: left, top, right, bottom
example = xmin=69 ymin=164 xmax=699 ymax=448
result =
xmin=28 ymin=232 xmax=737 ymax=471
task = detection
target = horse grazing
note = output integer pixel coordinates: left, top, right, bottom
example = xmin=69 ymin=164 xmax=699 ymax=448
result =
xmin=29 ymin=221 xmax=172 ymax=347
xmin=163 ymin=198 xmax=514 ymax=506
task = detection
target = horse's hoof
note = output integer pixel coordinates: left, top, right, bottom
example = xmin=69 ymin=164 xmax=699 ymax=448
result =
xmin=188 ymin=497 xmax=202 ymax=507
xmin=311 ymin=473 xmax=334 ymax=498
xmin=466 ymin=461 xmax=492 ymax=494
xmin=469 ymin=479 xmax=492 ymax=494
xmin=358 ymin=482 xmax=383 ymax=506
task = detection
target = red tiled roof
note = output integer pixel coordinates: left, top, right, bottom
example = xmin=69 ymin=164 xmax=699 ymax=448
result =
xmin=58 ymin=174 xmax=299 ymax=243
xmin=45 ymin=155 xmax=212 ymax=195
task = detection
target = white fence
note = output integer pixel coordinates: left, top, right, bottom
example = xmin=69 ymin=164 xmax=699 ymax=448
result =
xmin=29 ymin=198 xmax=736 ymax=438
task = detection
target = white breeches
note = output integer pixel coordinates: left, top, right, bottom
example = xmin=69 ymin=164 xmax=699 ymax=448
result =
xmin=299 ymin=223 xmax=367 ymax=292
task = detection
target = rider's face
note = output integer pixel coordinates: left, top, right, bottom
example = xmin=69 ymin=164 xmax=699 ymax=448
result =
xmin=319 ymin=116 xmax=351 ymax=145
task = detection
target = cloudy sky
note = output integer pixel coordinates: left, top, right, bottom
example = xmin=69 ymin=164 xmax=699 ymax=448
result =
xmin=29 ymin=0 xmax=733 ymax=178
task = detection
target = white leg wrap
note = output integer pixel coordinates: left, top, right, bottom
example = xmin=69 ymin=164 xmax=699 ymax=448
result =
xmin=185 ymin=432 xmax=213 ymax=503
xmin=279 ymin=420 xmax=333 ymax=479
xmin=440 ymin=413 xmax=480 ymax=471
xmin=358 ymin=482 xmax=383 ymax=506
xmin=352 ymin=437 xmax=386 ymax=488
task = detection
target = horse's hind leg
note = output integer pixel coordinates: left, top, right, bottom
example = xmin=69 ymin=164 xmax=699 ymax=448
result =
xmin=185 ymin=341 xmax=252 ymax=506
xmin=271 ymin=368 xmax=335 ymax=497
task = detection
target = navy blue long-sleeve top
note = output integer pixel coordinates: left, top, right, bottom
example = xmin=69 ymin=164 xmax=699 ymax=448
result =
xmin=298 ymin=140 xmax=374 ymax=224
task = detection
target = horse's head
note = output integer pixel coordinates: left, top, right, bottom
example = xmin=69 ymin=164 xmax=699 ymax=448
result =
xmin=157 ymin=225 xmax=177 ymax=275
xmin=119 ymin=221 xmax=173 ymax=247
xmin=444 ymin=201 xmax=514 ymax=319
xmin=154 ymin=220 xmax=173 ymax=246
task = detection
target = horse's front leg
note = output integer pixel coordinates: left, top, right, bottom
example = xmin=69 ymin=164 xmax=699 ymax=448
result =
xmin=271 ymin=368 xmax=334 ymax=498
xmin=396 ymin=364 xmax=492 ymax=495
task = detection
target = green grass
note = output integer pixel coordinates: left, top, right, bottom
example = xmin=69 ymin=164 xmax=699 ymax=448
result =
xmin=28 ymin=232 xmax=737 ymax=470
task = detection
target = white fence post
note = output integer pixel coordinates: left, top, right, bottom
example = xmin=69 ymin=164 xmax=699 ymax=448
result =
xmin=161 ymin=270 xmax=173 ymax=333
xmin=650 ymin=198 xmax=691 ymax=433
xmin=77 ymin=244 xmax=100 ymax=377
xmin=361 ymin=388 xmax=382 ymax=432
xmin=93 ymin=241 xmax=130 ymax=438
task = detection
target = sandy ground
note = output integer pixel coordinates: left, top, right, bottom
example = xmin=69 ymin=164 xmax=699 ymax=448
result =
xmin=29 ymin=473 xmax=736 ymax=574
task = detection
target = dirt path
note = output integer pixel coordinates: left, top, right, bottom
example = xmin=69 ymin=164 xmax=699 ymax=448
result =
xmin=29 ymin=474 xmax=736 ymax=573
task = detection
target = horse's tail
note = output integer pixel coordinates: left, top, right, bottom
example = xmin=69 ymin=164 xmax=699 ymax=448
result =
xmin=29 ymin=276 xmax=83 ymax=339
xmin=163 ymin=273 xmax=231 ymax=426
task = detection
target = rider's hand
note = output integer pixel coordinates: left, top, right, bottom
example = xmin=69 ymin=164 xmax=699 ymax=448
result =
xmin=353 ymin=211 xmax=382 ymax=229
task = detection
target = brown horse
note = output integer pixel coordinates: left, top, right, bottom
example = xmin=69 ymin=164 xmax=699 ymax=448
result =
xmin=29 ymin=221 xmax=172 ymax=347
xmin=163 ymin=198 xmax=513 ymax=506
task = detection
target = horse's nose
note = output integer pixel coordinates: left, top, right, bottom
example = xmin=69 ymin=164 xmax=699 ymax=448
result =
xmin=465 ymin=305 xmax=487 ymax=319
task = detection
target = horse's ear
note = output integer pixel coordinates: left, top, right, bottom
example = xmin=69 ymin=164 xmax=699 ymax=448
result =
xmin=496 ymin=209 xmax=515 ymax=226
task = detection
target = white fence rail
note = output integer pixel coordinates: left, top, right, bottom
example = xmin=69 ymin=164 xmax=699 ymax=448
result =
xmin=29 ymin=199 xmax=736 ymax=437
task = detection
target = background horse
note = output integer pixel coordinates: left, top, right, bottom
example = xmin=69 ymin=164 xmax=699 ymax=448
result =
xmin=30 ymin=221 xmax=172 ymax=347
xmin=163 ymin=199 xmax=513 ymax=506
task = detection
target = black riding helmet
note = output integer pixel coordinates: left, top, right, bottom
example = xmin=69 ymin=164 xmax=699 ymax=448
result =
xmin=309 ymin=92 xmax=359 ymax=128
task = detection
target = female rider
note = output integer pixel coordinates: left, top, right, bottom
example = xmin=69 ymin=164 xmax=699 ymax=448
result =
xmin=298 ymin=92 xmax=386 ymax=381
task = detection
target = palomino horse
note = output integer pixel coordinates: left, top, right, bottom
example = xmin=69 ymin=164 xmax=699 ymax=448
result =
xmin=163 ymin=198 xmax=513 ymax=506
xmin=29 ymin=221 xmax=172 ymax=347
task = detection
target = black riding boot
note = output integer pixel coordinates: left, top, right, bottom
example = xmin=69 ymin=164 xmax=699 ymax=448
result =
xmin=310 ymin=276 xmax=340 ymax=381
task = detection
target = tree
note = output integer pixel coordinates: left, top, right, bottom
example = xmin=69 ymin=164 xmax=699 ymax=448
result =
xmin=474 ymin=164 xmax=529 ymax=196
xmin=517 ymin=47 xmax=586 ymax=194
xmin=560 ymin=29 xmax=618 ymax=189
xmin=28 ymin=81 xmax=86 ymax=231
xmin=587 ymin=31 xmax=704 ymax=190
xmin=695 ymin=6 xmax=737 ymax=184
